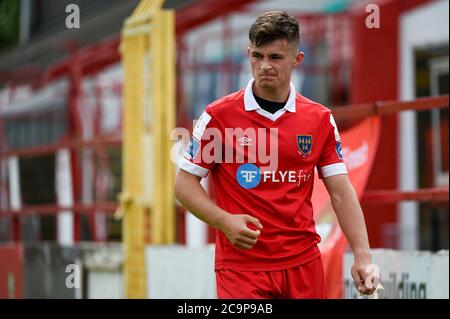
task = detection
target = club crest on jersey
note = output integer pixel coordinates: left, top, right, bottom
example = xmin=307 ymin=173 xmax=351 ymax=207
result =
xmin=297 ymin=135 xmax=312 ymax=157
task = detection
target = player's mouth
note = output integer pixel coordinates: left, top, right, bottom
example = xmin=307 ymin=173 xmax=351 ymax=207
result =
xmin=259 ymin=75 xmax=276 ymax=81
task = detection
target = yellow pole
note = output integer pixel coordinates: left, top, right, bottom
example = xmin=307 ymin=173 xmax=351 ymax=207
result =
xmin=150 ymin=10 xmax=176 ymax=245
xmin=161 ymin=10 xmax=176 ymax=243
xmin=151 ymin=11 xmax=164 ymax=244
xmin=120 ymin=0 xmax=176 ymax=298
xmin=121 ymin=32 xmax=147 ymax=298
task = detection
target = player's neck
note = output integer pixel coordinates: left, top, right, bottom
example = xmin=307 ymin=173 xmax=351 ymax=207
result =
xmin=252 ymin=82 xmax=290 ymax=103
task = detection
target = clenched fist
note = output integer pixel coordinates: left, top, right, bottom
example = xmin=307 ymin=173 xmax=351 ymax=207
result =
xmin=219 ymin=214 xmax=263 ymax=250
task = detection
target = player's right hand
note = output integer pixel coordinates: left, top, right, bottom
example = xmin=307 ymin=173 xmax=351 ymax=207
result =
xmin=219 ymin=214 xmax=263 ymax=250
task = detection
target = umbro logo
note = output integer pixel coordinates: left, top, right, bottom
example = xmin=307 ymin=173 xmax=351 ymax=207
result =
xmin=239 ymin=135 xmax=252 ymax=146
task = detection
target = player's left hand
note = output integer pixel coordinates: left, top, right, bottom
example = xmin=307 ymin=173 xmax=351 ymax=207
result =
xmin=351 ymin=257 xmax=380 ymax=295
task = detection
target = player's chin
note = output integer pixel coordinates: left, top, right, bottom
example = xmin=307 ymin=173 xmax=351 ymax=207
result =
xmin=258 ymin=79 xmax=277 ymax=88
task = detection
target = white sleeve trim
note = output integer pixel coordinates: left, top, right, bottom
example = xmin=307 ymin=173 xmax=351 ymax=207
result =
xmin=320 ymin=163 xmax=348 ymax=178
xmin=179 ymin=157 xmax=209 ymax=178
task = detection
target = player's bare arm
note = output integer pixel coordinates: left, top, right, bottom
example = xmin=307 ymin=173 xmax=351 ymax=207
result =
xmin=323 ymin=173 xmax=380 ymax=295
xmin=175 ymin=169 xmax=263 ymax=250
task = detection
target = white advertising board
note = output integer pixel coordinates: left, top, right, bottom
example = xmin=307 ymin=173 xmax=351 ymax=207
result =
xmin=344 ymin=249 xmax=449 ymax=299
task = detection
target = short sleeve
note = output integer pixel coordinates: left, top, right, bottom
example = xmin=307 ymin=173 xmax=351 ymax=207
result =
xmin=179 ymin=110 xmax=221 ymax=178
xmin=317 ymin=113 xmax=347 ymax=179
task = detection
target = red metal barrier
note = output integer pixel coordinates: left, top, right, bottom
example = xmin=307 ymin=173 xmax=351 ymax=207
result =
xmin=362 ymin=188 xmax=449 ymax=204
xmin=0 ymin=202 xmax=117 ymax=218
xmin=0 ymin=244 xmax=23 ymax=298
xmin=0 ymin=134 xmax=121 ymax=158
xmin=332 ymin=94 xmax=449 ymax=121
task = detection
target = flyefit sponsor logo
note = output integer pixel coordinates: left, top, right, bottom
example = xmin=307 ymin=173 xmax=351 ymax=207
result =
xmin=236 ymin=164 xmax=313 ymax=189
xmin=236 ymin=164 xmax=261 ymax=189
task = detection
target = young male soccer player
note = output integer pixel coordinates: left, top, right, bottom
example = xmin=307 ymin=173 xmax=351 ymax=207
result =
xmin=175 ymin=11 xmax=379 ymax=298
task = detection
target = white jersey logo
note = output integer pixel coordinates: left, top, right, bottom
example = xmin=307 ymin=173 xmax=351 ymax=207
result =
xmin=239 ymin=136 xmax=252 ymax=146
xmin=240 ymin=170 xmax=258 ymax=183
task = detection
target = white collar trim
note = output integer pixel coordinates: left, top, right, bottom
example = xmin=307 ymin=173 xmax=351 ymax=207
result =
xmin=243 ymin=79 xmax=296 ymax=121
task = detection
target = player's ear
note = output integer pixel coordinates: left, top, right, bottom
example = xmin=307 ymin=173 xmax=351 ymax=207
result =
xmin=293 ymin=51 xmax=304 ymax=66
xmin=247 ymin=47 xmax=251 ymax=58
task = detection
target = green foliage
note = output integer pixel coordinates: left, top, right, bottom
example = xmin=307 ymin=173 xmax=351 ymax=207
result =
xmin=0 ymin=0 xmax=20 ymax=48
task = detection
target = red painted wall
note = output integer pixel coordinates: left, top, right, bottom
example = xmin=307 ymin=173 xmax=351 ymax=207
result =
xmin=350 ymin=0 xmax=430 ymax=248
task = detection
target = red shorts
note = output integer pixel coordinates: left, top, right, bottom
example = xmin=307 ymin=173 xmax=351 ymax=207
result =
xmin=215 ymin=256 xmax=327 ymax=299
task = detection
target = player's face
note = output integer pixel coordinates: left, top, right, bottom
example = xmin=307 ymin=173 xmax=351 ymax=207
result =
xmin=248 ymin=39 xmax=303 ymax=92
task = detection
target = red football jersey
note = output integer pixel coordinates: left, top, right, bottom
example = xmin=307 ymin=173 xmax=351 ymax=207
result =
xmin=180 ymin=79 xmax=347 ymax=271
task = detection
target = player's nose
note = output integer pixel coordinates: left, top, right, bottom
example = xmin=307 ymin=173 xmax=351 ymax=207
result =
xmin=260 ymin=60 xmax=273 ymax=71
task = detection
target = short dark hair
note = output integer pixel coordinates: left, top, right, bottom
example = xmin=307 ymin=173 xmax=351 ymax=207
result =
xmin=249 ymin=11 xmax=300 ymax=48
